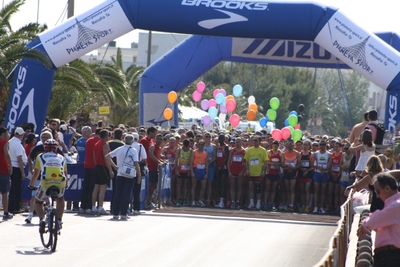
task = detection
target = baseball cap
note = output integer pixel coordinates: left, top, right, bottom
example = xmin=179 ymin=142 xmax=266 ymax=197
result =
xmin=14 ymin=127 xmax=25 ymax=135
xmin=60 ymin=125 xmax=68 ymax=131
xmin=322 ymin=135 xmax=329 ymax=139
xmin=132 ymin=133 xmax=139 ymax=141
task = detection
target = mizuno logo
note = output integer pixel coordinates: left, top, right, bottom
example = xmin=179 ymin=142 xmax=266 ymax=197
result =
xmin=198 ymin=9 xmax=248 ymax=29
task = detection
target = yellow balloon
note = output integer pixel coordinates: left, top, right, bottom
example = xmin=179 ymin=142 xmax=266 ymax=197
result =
xmin=163 ymin=108 xmax=173 ymax=120
xmin=168 ymin=91 xmax=177 ymax=104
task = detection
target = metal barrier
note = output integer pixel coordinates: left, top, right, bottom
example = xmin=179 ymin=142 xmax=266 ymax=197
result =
xmin=314 ymin=190 xmax=355 ymax=267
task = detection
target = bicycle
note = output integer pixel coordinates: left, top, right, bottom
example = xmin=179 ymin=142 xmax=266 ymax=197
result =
xmin=29 ymin=185 xmax=62 ymax=252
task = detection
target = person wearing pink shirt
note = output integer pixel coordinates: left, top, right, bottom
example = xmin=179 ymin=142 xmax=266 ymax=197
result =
xmin=357 ymin=173 xmax=400 ymax=267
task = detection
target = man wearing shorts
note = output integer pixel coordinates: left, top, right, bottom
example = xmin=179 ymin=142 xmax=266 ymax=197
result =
xmin=92 ymin=129 xmax=113 ymax=215
xmin=203 ymin=132 xmax=216 ymax=207
xmin=264 ymin=140 xmax=281 ymax=211
xmin=190 ymin=140 xmax=208 ymax=207
xmin=0 ymin=127 xmax=13 ymax=220
xmin=146 ymin=134 xmax=164 ymax=209
xmin=175 ymin=139 xmax=191 ymax=206
xmin=29 ymin=139 xmax=67 ymax=228
xmin=313 ymin=140 xmax=331 ymax=214
xmin=244 ymin=136 xmax=268 ymax=210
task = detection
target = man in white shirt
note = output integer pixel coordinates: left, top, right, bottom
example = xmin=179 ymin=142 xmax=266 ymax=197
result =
xmin=8 ymin=127 xmax=27 ymax=213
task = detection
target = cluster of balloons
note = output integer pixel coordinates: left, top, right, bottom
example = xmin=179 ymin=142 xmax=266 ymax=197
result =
xmin=163 ymin=91 xmax=178 ymax=121
xmin=271 ymin=127 xmax=303 ymax=142
xmin=258 ymin=97 xmax=280 ymax=128
xmin=198 ymin=82 xmax=244 ymax=128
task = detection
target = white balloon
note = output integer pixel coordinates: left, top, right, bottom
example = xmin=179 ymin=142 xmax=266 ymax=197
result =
xmin=248 ymin=95 xmax=256 ymax=104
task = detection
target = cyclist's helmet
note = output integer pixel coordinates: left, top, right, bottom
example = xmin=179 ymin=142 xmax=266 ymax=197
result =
xmin=43 ymin=139 xmax=58 ymax=152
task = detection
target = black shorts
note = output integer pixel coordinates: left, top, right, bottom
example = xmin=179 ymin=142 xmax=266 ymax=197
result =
xmin=283 ymin=169 xmax=297 ymax=180
xmin=149 ymin=170 xmax=159 ymax=183
xmin=178 ymin=172 xmax=190 ymax=179
xmin=94 ymin=165 xmax=110 ymax=185
xmin=266 ymin=174 xmax=280 ymax=182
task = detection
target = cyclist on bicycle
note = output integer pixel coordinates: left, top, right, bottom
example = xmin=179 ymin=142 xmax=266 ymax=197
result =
xmin=28 ymin=139 xmax=67 ymax=229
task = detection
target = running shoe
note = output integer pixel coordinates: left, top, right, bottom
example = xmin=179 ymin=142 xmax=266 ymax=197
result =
xmin=247 ymin=203 xmax=255 ymax=209
xmin=286 ymin=205 xmax=294 ymax=212
xmin=313 ymin=207 xmax=318 ymax=214
xmin=197 ymin=200 xmax=205 ymax=207
xmin=230 ymin=201 xmax=236 ymax=209
xmin=91 ymin=207 xmax=98 ymax=214
xmin=255 ymin=202 xmax=261 ymax=210
xmin=277 ymin=204 xmax=285 ymax=211
xmin=182 ymin=200 xmax=188 ymax=207
xmin=216 ymin=200 xmax=224 ymax=208
xmin=97 ymin=207 xmax=108 ymax=215
xmin=191 ymin=201 xmax=196 ymax=207
xmin=225 ymin=201 xmax=231 ymax=209
xmin=271 ymin=205 xmax=277 ymax=212
xmin=236 ymin=201 xmax=241 ymax=209
xmin=133 ymin=210 xmax=141 ymax=215
xmin=25 ymin=214 xmax=32 ymax=224
xmin=176 ymin=199 xmax=182 ymax=207
xmin=319 ymin=207 xmax=326 ymax=214
xmin=3 ymin=213 xmax=13 ymax=220
xmin=112 ymin=215 xmax=119 ymax=220
xmin=85 ymin=209 xmax=92 ymax=214
xmin=120 ymin=215 xmax=130 ymax=220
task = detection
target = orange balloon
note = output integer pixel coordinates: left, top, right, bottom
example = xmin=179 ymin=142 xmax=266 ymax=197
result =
xmin=167 ymin=91 xmax=177 ymax=104
xmin=225 ymin=95 xmax=235 ymax=102
xmin=249 ymin=103 xmax=258 ymax=112
xmin=247 ymin=110 xmax=256 ymax=121
xmin=163 ymin=108 xmax=173 ymax=120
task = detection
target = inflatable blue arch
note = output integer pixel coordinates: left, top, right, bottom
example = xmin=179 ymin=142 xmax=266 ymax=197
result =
xmin=5 ymin=0 xmax=400 ymax=133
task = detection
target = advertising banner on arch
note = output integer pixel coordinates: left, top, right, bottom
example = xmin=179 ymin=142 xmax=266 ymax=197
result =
xmin=38 ymin=0 xmax=133 ymax=68
xmin=385 ymin=90 xmax=400 ymax=133
xmin=314 ymin=10 xmax=400 ymax=90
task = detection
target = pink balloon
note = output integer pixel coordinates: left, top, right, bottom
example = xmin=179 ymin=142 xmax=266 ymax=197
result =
xmin=203 ymin=115 xmax=211 ymax=126
xmin=230 ymin=114 xmax=240 ymax=128
xmin=192 ymin=91 xmax=202 ymax=102
xmin=295 ymin=123 xmax=300 ymax=130
xmin=271 ymin=129 xmax=282 ymax=141
xmin=219 ymin=89 xmax=226 ymax=97
xmin=226 ymin=99 xmax=236 ymax=113
xmin=281 ymin=127 xmax=291 ymax=140
xmin=209 ymin=99 xmax=217 ymax=108
xmin=220 ymin=105 xmax=227 ymax=114
xmin=213 ymin=89 xmax=220 ymax=99
xmin=197 ymin=82 xmax=205 ymax=93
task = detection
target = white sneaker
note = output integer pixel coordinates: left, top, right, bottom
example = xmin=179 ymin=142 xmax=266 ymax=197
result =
xmin=98 ymin=207 xmax=108 ymax=215
xmin=319 ymin=207 xmax=326 ymax=214
xmin=191 ymin=201 xmax=196 ymax=207
xmin=255 ymin=202 xmax=261 ymax=210
xmin=91 ymin=207 xmax=98 ymax=214
xmin=247 ymin=203 xmax=255 ymax=209
xmin=216 ymin=200 xmax=224 ymax=208
xmin=133 ymin=210 xmax=141 ymax=215
xmin=313 ymin=207 xmax=318 ymax=214
xmin=197 ymin=200 xmax=205 ymax=207
xmin=25 ymin=215 xmax=32 ymax=224
xmin=85 ymin=209 xmax=92 ymax=214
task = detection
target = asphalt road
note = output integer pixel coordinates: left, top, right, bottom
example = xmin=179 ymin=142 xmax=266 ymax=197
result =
xmin=0 ymin=208 xmax=337 ymax=267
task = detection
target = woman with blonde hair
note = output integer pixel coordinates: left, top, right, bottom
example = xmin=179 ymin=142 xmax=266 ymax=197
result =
xmin=349 ymin=129 xmax=375 ymax=175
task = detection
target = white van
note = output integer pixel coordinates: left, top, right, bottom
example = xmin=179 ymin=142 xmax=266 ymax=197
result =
xmin=225 ymin=121 xmax=275 ymax=133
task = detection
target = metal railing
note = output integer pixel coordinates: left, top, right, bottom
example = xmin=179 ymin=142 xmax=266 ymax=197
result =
xmin=314 ymin=190 xmax=355 ymax=267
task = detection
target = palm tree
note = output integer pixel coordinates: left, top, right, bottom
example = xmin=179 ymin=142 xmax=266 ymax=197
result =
xmin=0 ymin=0 xmax=51 ymax=117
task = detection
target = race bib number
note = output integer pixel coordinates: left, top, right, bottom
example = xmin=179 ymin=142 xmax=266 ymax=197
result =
xmin=209 ymin=156 xmax=213 ymax=161
xmin=302 ymin=161 xmax=309 ymax=167
xmin=287 ymin=161 xmax=295 ymax=167
xmin=217 ymin=151 xmax=223 ymax=158
xmin=197 ymin=163 xmax=205 ymax=169
xmin=341 ymin=171 xmax=349 ymax=182
xmin=250 ymin=158 xmax=259 ymax=166
xmin=233 ymin=156 xmax=243 ymax=162
xmin=332 ymin=165 xmax=340 ymax=172
xmin=181 ymin=164 xmax=190 ymax=171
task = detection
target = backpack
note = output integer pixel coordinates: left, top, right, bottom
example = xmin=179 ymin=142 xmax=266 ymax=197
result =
xmin=367 ymin=123 xmax=387 ymax=145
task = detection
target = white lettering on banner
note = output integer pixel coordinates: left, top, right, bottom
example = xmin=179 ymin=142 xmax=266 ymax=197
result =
xmin=388 ymin=95 xmax=398 ymax=132
xmin=182 ymin=0 xmax=269 ymax=10
xmin=67 ymin=174 xmax=82 ymax=190
xmin=39 ymin=0 xmax=134 ymax=68
xmin=7 ymin=66 xmax=37 ymax=131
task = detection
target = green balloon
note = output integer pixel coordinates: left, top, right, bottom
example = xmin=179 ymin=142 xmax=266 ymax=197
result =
xmin=288 ymin=114 xmax=298 ymax=127
xmin=270 ymin=97 xmax=280 ymax=110
xmin=266 ymin=109 xmax=277 ymax=121
xmin=288 ymin=126 xmax=294 ymax=135
xmin=293 ymin=129 xmax=303 ymax=142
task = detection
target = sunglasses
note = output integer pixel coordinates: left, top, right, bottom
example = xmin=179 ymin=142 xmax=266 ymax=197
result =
xmin=205 ymin=135 xmax=211 ymax=138
xmin=320 ymin=144 xmax=326 ymax=146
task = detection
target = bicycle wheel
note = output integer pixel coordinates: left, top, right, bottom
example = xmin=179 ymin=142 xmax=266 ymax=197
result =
xmin=50 ymin=209 xmax=58 ymax=252
xmin=40 ymin=213 xmax=53 ymax=248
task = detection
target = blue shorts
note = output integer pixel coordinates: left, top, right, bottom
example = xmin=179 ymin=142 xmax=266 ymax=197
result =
xmin=31 ymin=180 xmax=40 ymax=196
xmin=193 ymin=168 xmax=206 ymax=181
xmin=313 ymin=172 xmax=329 ymax=183
xmin=207 ymin=166 xmax=215 ymax=183
xmin=0 ymin=174 xmax=11 ymax=194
